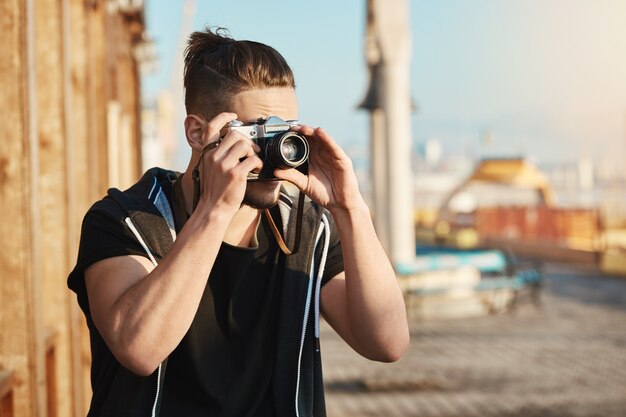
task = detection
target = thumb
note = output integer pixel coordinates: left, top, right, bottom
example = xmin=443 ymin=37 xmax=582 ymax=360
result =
xmin=274 ymin=168 xmax=308 ymax=191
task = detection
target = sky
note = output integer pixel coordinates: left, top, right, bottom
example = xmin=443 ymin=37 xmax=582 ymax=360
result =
xmin=143 ymin=0 xmax=626 ymax=172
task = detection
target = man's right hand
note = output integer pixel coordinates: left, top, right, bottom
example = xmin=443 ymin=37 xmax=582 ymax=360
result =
xmin=193 ymin=112 xmax=262 ymax=215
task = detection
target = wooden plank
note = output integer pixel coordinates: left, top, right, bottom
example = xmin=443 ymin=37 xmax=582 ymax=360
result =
xmin=0 ymin=370 xmax=15 ymax=417
xmin=45 ymin=330 xmax=59 ymax=417
xmin=88 ymin=2 xmax=109 ymax=193
xmin=0 ymin=0 xmax=46 ymax=415
xmin=115 ymin=13 xmax=142 ymax=186
xmin=0 ymin=370 xmax=14 ymax=404
xmin=80 ymin=4 xmax=109 ymax=413
xmin=66 ymin=0 xmax=91 ymax=415
xmin=25 ymin=0 xmax=47 ymax=413
xmin=34 ymin=0 xmax=72 ymax=416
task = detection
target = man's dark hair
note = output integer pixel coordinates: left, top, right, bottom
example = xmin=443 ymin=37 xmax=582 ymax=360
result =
xmin=183 ymin=27 xmax=296 ymax=121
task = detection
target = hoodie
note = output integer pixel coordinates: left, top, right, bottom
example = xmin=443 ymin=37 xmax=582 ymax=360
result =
xmin=69 ymin=168 xmax=339 ymax=417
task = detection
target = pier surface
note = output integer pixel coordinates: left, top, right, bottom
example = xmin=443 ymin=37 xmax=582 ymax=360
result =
xmin=322 ymin=263 xmax=626 ymax=417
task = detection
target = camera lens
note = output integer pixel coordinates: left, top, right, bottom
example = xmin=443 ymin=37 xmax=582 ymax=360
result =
xmin=281 ymin=138 xmax=300 ymax=162
xmin=266 ymin=132 xmax=309 ymax=169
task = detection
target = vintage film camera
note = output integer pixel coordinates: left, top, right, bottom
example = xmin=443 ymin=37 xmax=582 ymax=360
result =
xmin=221 ymin=116 xmax=309 ymax=181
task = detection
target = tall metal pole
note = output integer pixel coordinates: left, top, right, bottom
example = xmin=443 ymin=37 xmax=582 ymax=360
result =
xmin=360 ymin=0 xmax=415 ymax=267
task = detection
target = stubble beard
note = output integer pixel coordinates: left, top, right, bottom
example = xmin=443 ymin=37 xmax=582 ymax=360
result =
xmin=241 ymin=182 xmax=281 ymax=209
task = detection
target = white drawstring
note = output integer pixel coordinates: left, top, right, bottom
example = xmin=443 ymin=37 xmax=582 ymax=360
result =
xmin=295 ymin=215 xmax=330 ymax=416
xmin=314 ymin=215 xmax=331 ymax=341
xmin=124 ymin=217 xmax=162 ymax=417
xmin=125 ymin=218 xmax=158 ymax=266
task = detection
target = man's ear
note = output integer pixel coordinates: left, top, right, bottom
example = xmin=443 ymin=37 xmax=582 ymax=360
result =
xmin=184 ymin=114 xmax=207 ymax=152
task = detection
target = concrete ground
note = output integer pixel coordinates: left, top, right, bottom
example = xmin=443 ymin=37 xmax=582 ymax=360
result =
xmin=321 ymin=263 xmax=626 ymax=417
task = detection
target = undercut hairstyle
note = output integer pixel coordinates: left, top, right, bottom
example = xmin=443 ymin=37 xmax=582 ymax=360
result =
xmin=183 ymin=27 xmax=296 ymax=121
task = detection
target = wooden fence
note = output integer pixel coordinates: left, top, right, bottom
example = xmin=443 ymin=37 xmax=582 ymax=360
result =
xmin=0 ymin=0 xmax=144 ymax=415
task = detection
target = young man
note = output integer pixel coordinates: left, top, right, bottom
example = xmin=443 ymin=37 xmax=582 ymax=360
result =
xmin=68 ymin=27 xmax=408 ymax=417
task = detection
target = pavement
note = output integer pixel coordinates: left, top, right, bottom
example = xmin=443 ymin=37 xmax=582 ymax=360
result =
xmin=321 ymin=263 xmax=626 ymax=417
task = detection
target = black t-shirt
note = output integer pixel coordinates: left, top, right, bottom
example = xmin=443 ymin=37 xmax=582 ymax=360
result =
xmin=68 ymin=184 xmax=344 ymax=417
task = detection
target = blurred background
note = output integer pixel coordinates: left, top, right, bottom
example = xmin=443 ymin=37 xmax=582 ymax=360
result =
xmin=1 ymin=0 xmax=625 ymax=416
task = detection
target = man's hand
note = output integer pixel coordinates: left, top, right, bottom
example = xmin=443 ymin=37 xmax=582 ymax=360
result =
xmin=192 ymin=112 xmax=263 ymax=214
xmin=273 ymin=125 xmax=366 ymax=214
xmin=275 ymin=124 xmax=409 ymax=362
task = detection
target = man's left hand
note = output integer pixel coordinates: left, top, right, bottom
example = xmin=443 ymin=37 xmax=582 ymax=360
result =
xmin=273 ymin=125 xmax=365 ymax=213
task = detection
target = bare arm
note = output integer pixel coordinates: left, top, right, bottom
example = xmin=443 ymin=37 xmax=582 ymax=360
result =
xmin=275 ymin=126 xmax=409 ymax=362
xmin=85 ymin=112 xmax=262 ymax=376
xmin=86 ymin=207 xmax=235 ymax=376
xmin=321 ymin=205 xmax=409 ymax=362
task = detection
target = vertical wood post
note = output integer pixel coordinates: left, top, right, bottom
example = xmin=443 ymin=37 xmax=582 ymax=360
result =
xmin=361 ymin=0 xmax=415 ymax=267
xmin=0 ymin=0 xmax=46 ymax=415
xmin=34 ymin=0 xmax=73 ymax=415
xmin=65 ymin=0 xmax=90 ymax=413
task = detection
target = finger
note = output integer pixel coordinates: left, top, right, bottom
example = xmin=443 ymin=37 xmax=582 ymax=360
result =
xmin=311 ymin=127 xmax=346 ymax=156
xmin=291 ymin=124 xmax=315 ymax=136
xmin=229 ymin=138 xmax=259 ymax=160
xmin=203 ymin=112 xmax=239 ymax=147
xmin=218 ymin=124 xmax=261 ymax=152
xmin=236 ymin=154 xmax=263 ymax=176
xmin=292 ymin=125 xmax=344 ymax=154
xmin=273 ymin=167 xmax=308 ymax=190
xmin=214 ymin=132 xmax=259 ymax=160
xmin=215 ymin=137 xmax=258 ymax=169
xmin=205 ymin=112 xmax=238 ymax=137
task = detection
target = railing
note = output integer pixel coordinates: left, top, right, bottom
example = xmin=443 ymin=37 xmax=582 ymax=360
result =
xmin=0 ymin=370 xmax=15 ymax=417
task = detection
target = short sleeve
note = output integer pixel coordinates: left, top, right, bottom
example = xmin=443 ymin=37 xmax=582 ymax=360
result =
xmin=321 ymin=213 xmax=344 ymax=286
xmin=67 ymin=210 xmax=150 ymax=296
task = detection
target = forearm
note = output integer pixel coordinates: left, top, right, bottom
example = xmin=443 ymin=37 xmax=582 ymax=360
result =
xmin=330 ymin=203 xmax=409 ymax=360
xmin=276 ymin=124 xmax=408 ymax=360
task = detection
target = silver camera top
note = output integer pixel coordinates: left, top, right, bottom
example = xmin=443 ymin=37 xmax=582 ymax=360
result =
xmin=223 ymin=116 xmax=300 ymax=139
xmin=221 ymin=115 xmax=309 ymax=179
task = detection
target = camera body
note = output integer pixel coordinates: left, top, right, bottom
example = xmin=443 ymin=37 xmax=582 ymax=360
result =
xmin=221 ymin=116 xmax=309 ymax=181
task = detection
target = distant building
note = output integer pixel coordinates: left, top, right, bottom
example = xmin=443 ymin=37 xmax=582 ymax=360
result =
xmin=425 ymin=138 xmax=443 ymax=168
